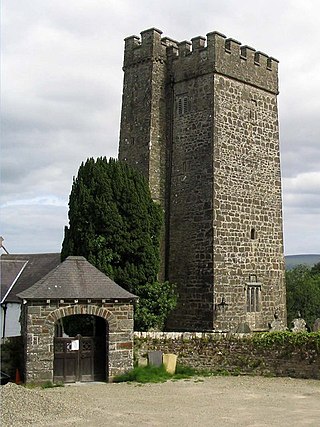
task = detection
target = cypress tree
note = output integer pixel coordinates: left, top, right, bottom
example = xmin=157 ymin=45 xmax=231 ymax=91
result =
xmin=62 ymin=157 xmax=176 ymax=330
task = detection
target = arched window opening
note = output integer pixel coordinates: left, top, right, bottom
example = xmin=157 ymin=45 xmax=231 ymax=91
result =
xmin=250 ymin=228 xmax=257 ymax=240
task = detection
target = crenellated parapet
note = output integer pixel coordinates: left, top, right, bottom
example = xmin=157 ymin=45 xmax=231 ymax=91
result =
xmin=123 ymin=29 xmax=279 ymax=93
xmin=169 ymin=31 xmax=278 ymax=93
xmin=208 ymin=32 xmax=278 ymax=93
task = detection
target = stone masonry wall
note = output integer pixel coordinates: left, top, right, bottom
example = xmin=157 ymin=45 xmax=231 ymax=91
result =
xmin=212 ymin=75 xmax=286 ymax=331
xmin=166 ymin=73 xmax=214 ymax=330
xmin=119 ymin=28 xmax=168 ymax=206
xmin=118 ymin=60 xmax=153 ymax=182
xmin=135 ymin=332 xmax=320 ymax=380
xmin=22 ymin=301 xmax=134 ymax=384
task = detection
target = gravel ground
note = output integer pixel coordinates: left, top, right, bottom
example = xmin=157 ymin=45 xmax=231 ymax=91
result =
xmin=1 ymin=376 xmax=320 ymax=427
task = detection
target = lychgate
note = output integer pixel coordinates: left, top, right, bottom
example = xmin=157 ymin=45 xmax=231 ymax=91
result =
xmin=18 ymin=256 xmax=137 ymax=384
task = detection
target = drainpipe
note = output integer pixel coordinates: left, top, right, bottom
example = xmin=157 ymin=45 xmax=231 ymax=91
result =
xmin=2 ymin=303 xmax=7 ymax=338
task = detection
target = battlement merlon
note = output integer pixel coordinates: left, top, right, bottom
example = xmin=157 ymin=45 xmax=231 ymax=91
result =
xmin=123 ymin=28 xmax=168 ymax=68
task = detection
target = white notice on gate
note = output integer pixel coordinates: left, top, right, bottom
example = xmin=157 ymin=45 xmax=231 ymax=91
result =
xmin=71 ymin=339 xmax=79 ymax=351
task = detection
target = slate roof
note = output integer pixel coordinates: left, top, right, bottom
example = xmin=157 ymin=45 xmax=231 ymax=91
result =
xmin=18 ymin=256 xmax=137 ymax=301
xmin=1 ymin=253 xmax=61 ymax=303
xmin=0 ymin=259 xmax=27 ymax=302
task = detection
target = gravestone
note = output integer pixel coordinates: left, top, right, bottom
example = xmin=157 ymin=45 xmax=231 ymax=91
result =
xmin=313 ymin=318 xmax=320 ymax=332
xmin=269 ymin=313 xmax=287 ymax=331
xmin=163 ymin=354 xmax=177 ymax=374
xmin=291 ymin=318 xmax=307 ymax=332
xmin=234 ymin=322 xmax=251 ymax=333
xmin=148 ymin=351 xmax=163 ymax=367
xmin=138 ymin=357 xmax=148 ymax=367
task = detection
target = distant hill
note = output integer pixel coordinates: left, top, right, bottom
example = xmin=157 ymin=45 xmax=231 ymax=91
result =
xmin=285 ymin=254 xmax=320 ymax=270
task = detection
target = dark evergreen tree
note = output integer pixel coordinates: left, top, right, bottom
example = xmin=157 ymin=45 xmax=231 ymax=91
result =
xmin=62 ymin=157 xmax=177 ymax=330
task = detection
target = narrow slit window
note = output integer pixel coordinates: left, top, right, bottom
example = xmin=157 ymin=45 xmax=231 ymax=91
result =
xmin=249 ymin=99 xmax=257 ymax=121
xmin=249 ymin=274 xmax=257 ymax=282
xmin=182 ymin=161 xmax=187 ymax=173
xmin=178 ymin=98 xmax=183 ymax=116
xmin=183 ymin=96 xmax=188 ymax=114
xmin=250 ymin=228 xmax=257 ymax=240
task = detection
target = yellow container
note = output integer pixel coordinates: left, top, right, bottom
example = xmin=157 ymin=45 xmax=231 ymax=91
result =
xmin=163 ymin=353 xmax=177 ymax=374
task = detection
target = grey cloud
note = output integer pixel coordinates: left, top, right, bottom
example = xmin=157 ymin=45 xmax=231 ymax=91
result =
xmin=1 ymin=127 xmax=118 ymax=203
xmin=2 ymin=204 xmax=67 ymax=254
xmin=283 ymin=194 xmax=320 ymax=212
xmin=280 ymin=115 xmax=320 ymax=177
xmin=283 ymin=212 xmax=320 ymax=254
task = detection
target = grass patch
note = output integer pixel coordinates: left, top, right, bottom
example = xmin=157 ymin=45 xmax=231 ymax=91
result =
xmin=113 ymin=364 xmax=213 ymax=384
xmin=41 ymin=381 xmax=64 ymax=389
xmin=24 ymin=381 xmax=64 ymax=389
xmin=113 ymin=364 xmax=172 ymax=383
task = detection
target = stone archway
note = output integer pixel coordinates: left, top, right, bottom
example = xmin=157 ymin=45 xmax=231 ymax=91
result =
xmin=46 ymin=305 xmax=117 ymax=325
xmin=23 ymin=301 xmax=134 ymax=384
xmin=47 ymin=306 xmax=116 ymax=382
xmin=53 ymin=312 xmax=108 ymax=383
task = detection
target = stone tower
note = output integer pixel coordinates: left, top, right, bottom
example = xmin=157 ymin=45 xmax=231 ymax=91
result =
xmin=119 ymin=28 xmax=286 ymax=331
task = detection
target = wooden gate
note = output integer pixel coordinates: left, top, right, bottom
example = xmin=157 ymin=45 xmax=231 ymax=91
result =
xmin=53 ymin=335 xmax=106 ymax=383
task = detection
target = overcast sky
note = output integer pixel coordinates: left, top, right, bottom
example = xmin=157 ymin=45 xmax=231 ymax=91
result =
xmin=1 ymin=0 xmax=319 ymax=255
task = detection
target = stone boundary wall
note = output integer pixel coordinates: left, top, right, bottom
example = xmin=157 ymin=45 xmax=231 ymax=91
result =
xmin=134 ymin=332 xmax=320 ymax=380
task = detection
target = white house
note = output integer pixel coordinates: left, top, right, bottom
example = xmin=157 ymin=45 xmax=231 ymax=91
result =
xmin=1 ymin=253 xmax=60 ymax=337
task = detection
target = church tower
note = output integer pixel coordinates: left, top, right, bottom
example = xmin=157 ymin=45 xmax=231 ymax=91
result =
xmin=119 ymin=28 xmax=286 ymax=331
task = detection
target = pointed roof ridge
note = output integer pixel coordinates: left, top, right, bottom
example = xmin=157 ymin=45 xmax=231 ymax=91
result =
xmin=18 ymin=256 xmax=137 ymax=301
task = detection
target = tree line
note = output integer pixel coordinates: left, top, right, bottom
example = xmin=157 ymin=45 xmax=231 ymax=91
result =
xmin=286 ymin=262 xmax=320 ymax=329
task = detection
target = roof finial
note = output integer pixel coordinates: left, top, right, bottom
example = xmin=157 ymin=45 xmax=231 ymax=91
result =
xmin=0 ymin=236 xmax=9 ymax=254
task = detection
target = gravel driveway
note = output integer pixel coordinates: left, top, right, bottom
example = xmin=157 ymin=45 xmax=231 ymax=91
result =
xmin=1 ymin=376 xmax=320 ymax=426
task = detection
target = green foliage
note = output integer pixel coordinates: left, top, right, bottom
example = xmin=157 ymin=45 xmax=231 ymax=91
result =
xmin=61 ymin=157 xmax=177 ymax=330
xmin=286 ymin=264 xmax=320 ymax=328
xmin=41 ymin=381 xmax=64 ymax=389
xmin=26 ymin=381 xmax=64 ymax=389
xmin=113 ymin=364 xmax=172 ymax=383
xmin=134 ymin=281 xmax=177 ymax=331
xmin=61 ymin=158 xmax=162 ymax=290
xmin=251 ymin=331 xmax=320 ymax=351
xmin=62 ymin=315 xmax=95 ymax=337
xmin=174 ymin=364 xmax=198 ymax=377
xmin=311 ymin=262 xmax=320 ymax=275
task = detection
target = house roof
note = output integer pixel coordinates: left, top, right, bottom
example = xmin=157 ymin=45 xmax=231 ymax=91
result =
xmin=0 ymin=259 xmax=27 ymax=302
xmin=1 ymin=253 xmax=61 ymax=303
xmin=18 ymin=256 xmax=137 ymax=301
